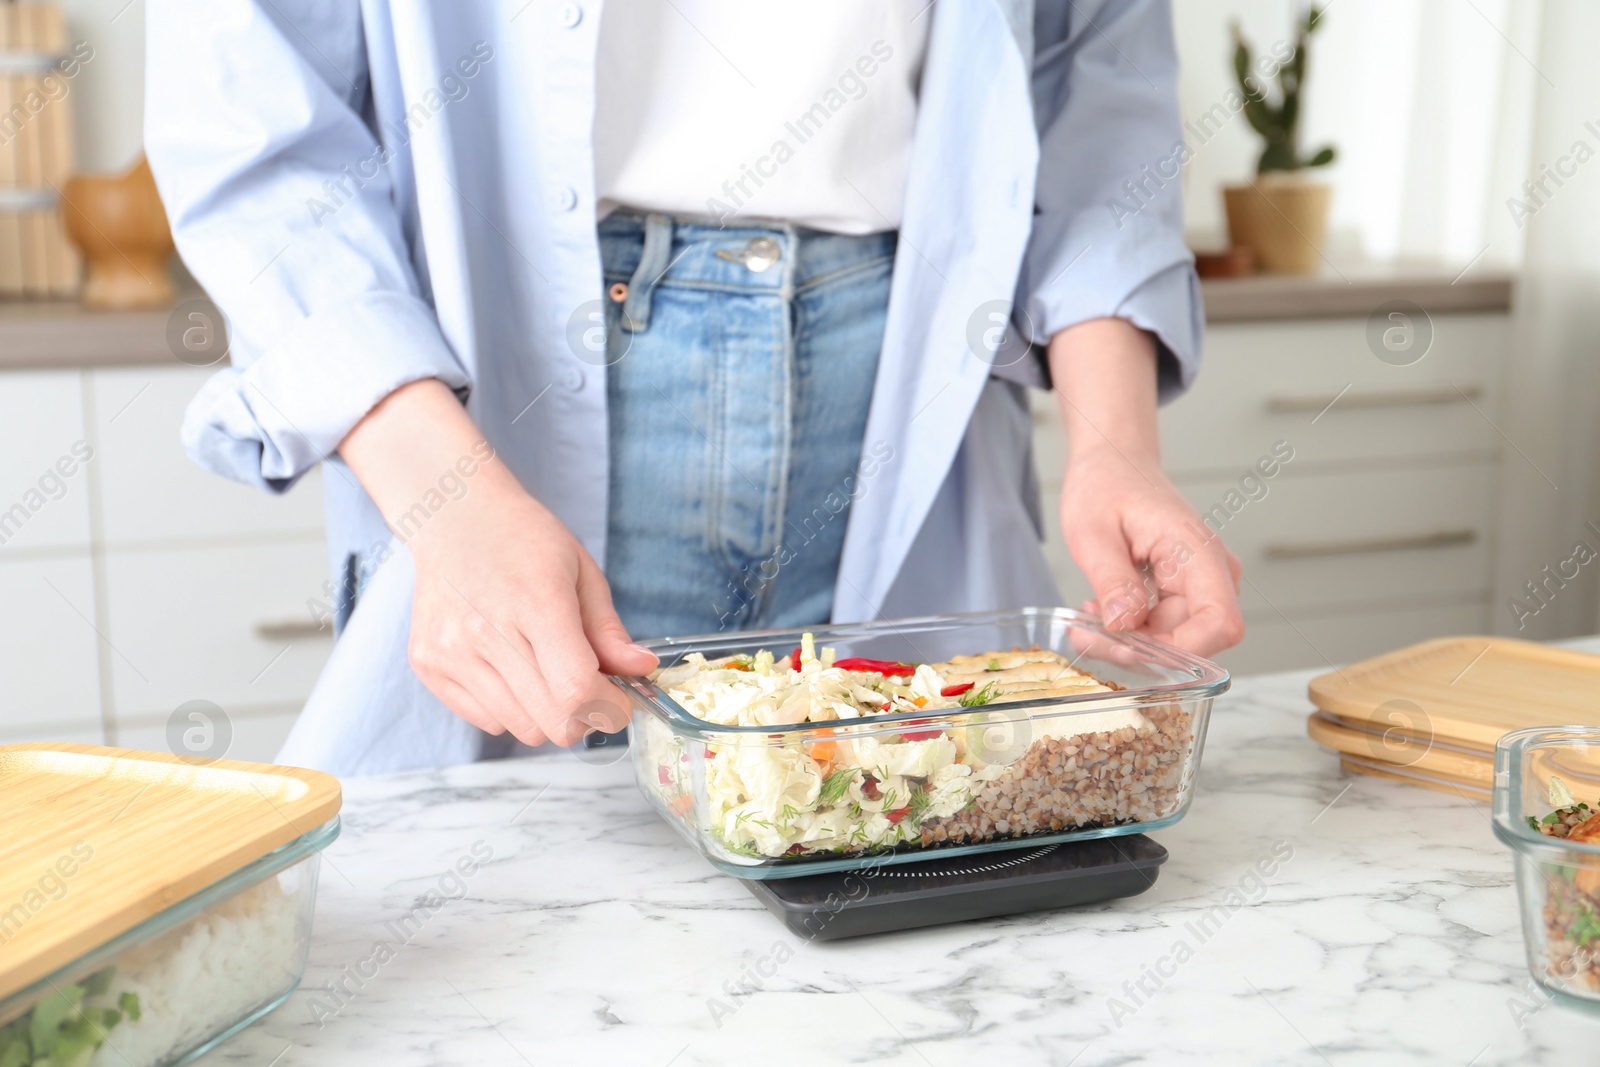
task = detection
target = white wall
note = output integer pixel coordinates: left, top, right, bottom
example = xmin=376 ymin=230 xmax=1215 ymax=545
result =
xmin=42 ymin=0 xmax=1540 ymax=269
xmin=57 ymin=0 xmax=146 ymax=174
xmin=1172 ymin=0 xmax=1538 ymax=266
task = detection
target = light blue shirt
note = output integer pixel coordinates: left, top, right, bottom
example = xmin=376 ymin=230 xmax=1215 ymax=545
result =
xmin=145 ymin=0 xmax=1200 ymax=775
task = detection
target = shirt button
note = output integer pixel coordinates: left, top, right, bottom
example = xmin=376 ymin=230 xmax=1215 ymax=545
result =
xmin=558 ymin=186 xmax=579 ymax=212
xmin=561 ymin=366 xmax=585 ymax=391
xmin=556 ymin=2 xmax=582 ymax=27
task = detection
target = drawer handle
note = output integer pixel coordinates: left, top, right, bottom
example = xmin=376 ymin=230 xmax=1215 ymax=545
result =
xmin=1265 ymin=384 xmax=1482 ymax=413
xmin=254 ymin=617 xmax=333 ymax=640
xmin=1263 ymin=529 xmax=1478 ymax=560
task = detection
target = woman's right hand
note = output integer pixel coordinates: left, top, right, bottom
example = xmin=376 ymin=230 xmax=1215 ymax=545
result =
xmin=339 ymin=379 xmax=657 ymax=746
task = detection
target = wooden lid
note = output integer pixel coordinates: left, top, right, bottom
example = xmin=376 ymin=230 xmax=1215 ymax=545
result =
xmin=1307 ymin=636 xmax=1600 ymax=753
xmin=0 ymin=744 xmax=341 ymax=1002
xmin=1336 ymin=756 xmax=1492 ymax=799
xmin=1306 ymin=711 xmax=1492 ymax=790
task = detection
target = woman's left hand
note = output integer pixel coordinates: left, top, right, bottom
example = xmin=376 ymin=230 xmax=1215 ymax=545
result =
xmin=1060 ymin=447 xmax=1244 ymax=658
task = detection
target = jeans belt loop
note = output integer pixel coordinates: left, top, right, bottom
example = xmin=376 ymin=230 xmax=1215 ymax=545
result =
xmin=621 ymin=214 xmax=673 ymax=333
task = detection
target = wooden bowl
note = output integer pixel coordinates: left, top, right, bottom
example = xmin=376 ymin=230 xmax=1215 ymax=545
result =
xmin=60 ymin=155 xmax=175 ymax=309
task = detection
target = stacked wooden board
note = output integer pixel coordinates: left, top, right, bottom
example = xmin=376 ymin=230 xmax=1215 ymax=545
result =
xmin=1305 ymin=637 xmax=1600 ymax=799
xmin=0 ymin=2 xmax=79 ymax=297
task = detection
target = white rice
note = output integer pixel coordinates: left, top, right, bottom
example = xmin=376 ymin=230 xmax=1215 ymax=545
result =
xmin=86 ymin=875 xmax=304 ymax=1067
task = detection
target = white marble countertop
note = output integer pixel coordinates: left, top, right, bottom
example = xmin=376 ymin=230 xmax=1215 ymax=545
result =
xmin=199 ymin=650 xmax=1600 ymax=1067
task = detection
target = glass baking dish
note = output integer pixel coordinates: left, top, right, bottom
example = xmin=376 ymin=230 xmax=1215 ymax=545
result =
xmin=0 ymin=818 xmax=337 ymax=1067
xmin=1494 ymin=727 xmax=1600 ymax=1009
xmin=618 ymin=608 xmax=1228 ymax=879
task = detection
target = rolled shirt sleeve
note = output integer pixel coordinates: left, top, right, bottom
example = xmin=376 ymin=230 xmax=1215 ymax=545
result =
xmin=1013 ymin=0 xmax=1202 ymax=403
xmin=146 ymin=0 xmax=470 ymax=492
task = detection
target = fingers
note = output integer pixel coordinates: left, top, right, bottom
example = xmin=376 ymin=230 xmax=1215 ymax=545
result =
xmin=1164 ymin=541 xmax=1246 ymax=657
xmin=438 ymin=672 xmax=548 ymax=747
xmin=1068 ymin=601 xmax=1148 ymax=667
xmin=1065 ymin=516 xmax=1153 ymax=633
xmin=510 ymin=579 xmax=632 ymax=745
xmin=429 ymin=676 xmax=508 ymax=737
xmin=416 ymin=572 xmax=636 ymax=748
xmin=576 ymin=551 xmax=658 ymax=676
xmin=411 ymin=614 xmax=550 ymax=745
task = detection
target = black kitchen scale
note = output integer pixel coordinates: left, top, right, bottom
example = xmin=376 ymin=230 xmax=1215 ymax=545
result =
xmin=581 ymin=730 xmax=1169 ymax=938
xmin=739 ymin=834 xmax=1168 ymax=940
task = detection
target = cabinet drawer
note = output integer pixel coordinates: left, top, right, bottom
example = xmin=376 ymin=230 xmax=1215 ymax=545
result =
xmin=1183 ymin=462 xmax=1494 ymax=613
xmin=115 ymin=707 xmax=300 ymax=764
xmin=90 ymin=367 xmax=324 ymax=545
xmin=0 ymin=555 xmax=103 ymax=735
xmin=0 ymin=371 xmax=91 ymax=550
xmin=1041 ymin=462 xmax=1494 ymax=615
xmin=1217 ymin=600 xmax=1490 ymax=676
xmin=102 ymin=541 xmax=333 ymax=717
xmin=1161 ymin=314 xmax=1506 ymax=475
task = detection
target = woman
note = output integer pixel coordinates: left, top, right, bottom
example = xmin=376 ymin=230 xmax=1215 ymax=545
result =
xmin=146 ymin=0 xmax=1242 ymax=776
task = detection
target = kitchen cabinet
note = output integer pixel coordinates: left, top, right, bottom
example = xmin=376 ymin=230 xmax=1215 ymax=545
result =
xmin=1033 ymin=268 xmax=1515 ymax=675
xmin=0 ymin=555 xmax=102 ymax=736
xmin=0 ymin=308 xmax=331 ymax=760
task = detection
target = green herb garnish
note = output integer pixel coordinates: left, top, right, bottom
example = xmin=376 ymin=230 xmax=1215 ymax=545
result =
xmin=1570 ymin=905 xmax=1600 ymax=946
xmin=986 ymin=658 xmax=1001 ymax=671
xmin=958 ymin=683 xmax=997 ymax=707
xmin=819 ymin=767 xmax=855 ymax=805
xmin=906 ymin=783 xmax=933 ymax=827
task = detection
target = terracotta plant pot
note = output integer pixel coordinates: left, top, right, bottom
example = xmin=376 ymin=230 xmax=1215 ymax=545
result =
xmin=60 ymin=155 xmax=176 ymax=309
xmin=1222 ymin=176 xmax=1332 ymax=275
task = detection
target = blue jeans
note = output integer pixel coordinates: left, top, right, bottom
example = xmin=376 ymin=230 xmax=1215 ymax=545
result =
xmin=599 ymin=213 xmax=895 ymax=640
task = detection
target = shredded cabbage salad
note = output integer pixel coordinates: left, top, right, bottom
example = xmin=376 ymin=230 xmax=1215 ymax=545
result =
xmin=649 ymin=633 xmax=1115 ymax=859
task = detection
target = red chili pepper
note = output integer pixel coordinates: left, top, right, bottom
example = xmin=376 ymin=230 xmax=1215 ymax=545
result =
xmin=832 ymin=657 xmax=917 ymax=677
xmin=862 ymin=776 xmax=881 ymax=800
xmin=784 ymin=843 xmax=806 ymax=856
xmin=886 ymin=806 xmax=912 ymax=824
xmin=658 ymin=765 xmax=672 ymax=785
xmin=789 ymin=648 xmax=802 ymax=670
xmin=940 ymin=682 xmax=975 ymax=697
xmin=899 ymin=728 xmax=944 ymax=742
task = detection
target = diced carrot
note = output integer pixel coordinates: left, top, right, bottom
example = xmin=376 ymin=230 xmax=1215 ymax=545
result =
xmin=811 ymin=740 xmax=839 ymax=763
xmin=912 ymin=695 xmax=928 ymax=708
xmin=669 ymin=795 xmax=693 ymax=816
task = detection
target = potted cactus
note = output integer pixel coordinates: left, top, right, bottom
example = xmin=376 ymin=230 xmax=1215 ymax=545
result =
xmin=1222 ymin=5 xmax=1337 ymax=274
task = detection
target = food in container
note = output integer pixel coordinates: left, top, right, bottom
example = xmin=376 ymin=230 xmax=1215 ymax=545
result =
xmin=0 ymin=744 xmax=341 ymax=1066
xmin=1494 ymin=727 xmax=1600 ymax=1007
xmin=617 ymin=609 xmax=1228 ymax=877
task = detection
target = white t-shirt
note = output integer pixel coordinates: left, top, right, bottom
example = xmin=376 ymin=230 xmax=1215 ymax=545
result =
xmin=593 ymin=1 xmax=930 ymax=235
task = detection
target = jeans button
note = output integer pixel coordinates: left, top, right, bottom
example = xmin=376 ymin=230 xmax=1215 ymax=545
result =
xmin=743 ymin=236 xmax=780 ymax=272
xmin=557 ymin=186 xmax=579 ymax=212
xmin=561 ymin=365 xmax=585 ymax=392
xmin=556 ymin=2 xmax=583 ymax=28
